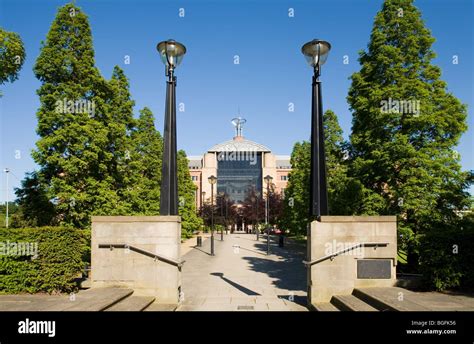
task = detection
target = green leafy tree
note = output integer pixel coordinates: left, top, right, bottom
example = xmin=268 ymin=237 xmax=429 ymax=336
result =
xmin=280 ymin=141 xmax=310 ymax=236
xmin=32 ymin=3 xmax=121 ymax=227
xmin=16 ymin=3 xmax=206 ymax=236
xmin=347 ymin=0 xmax=470 ymax=275
xmin=12 ymin=172 xmax=57 ymax=227
xmin=125 ymin=107 xmax=162 ymax=214
xmin=106 ymin=65 xmax=136 ymax=212
xmin=178 ymin=150 xmax=203 ymax=238
xmin=0 ymin=27 xmax=25 ymax=93
xmin=280 ymin=110 xmax=354 ymax=235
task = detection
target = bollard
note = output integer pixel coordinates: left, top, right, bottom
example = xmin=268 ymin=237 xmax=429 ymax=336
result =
xmin=279 ymin=235 xmax=284 ymax=248
xmin=197 ymin=236 xmax=202 ymax=247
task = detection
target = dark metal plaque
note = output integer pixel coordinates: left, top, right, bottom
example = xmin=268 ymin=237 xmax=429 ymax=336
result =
xmin=357 ymin=259 xmax=391 ymax=279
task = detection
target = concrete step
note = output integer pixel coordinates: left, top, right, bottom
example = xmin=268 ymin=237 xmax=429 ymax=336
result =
xmin=48 ymin=287 xmax=134 ymax=311
xmin=144 ymin=303 xmax=178 ymax=311
xmin=312 ymin=302 xmax=340 ymax=311
xmin=331 ymin=294 xmax=378 ymax=311
xmin=105 ymin=296 xmax=155 ymax=311
xmin=353 ymin=287 xmax=430 ymax=311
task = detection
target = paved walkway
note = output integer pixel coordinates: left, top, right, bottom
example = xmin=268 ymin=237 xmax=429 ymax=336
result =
xmin=177 ymin=233 xmax=309 ymax=311
xmin=181 ymin=232 xmax=212 ymax=256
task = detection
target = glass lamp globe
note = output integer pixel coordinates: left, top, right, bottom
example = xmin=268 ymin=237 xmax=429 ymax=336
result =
xmin=208 ymin=175 xmax=217 ymax=185
xmin=301 ymin=39 xmax=331 ymax=68
xmin=157 ymin=39 xmax=186 ymax=69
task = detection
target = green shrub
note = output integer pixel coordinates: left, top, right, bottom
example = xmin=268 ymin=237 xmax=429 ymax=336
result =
xmin=418 ymin=217 xmax=474 ymax=291
xmin=0 ymin=227 xmax=90 ymax=294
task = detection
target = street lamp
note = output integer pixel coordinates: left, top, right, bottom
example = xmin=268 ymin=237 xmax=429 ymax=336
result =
xmin=201 ymin=191 xmax=206 ymax=210
xmin=157 ymin=39 xmax=186 ymax=215
xmin=264 ymin=175 xmax=273 ymax=255
xmin=218 ymin=191 xmax=225 ymax=241
xmin=255 ymin=191 xmax=260 ymax=240
xmin=3 ymin=168 xmax=10 ymax=228
xmin=224 ymin=193 xmax=229 ymax=234
xmin=208 ymin=175 xmax=217 ymax=256
xmin=250 ymin=195 xmax=256 ymax=237
xmin=301 ymin=39 xmax=330 ymax=219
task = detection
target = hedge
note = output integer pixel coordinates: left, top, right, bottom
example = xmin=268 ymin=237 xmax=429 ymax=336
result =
xmin=0 ymin=227 xmax=90 ymax=294
xmin=418 ymin=220 xmax=474 ymax=291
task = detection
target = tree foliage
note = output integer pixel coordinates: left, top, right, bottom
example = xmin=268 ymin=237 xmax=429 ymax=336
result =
xmin=32 ymin=3 xmax=119 ymax=227
xmin=280 ymin=110 xmax=355 ymax=235
xmin=347 ymin=0 xmax=471 ymax=274
xmin=15 ymin=3 xmax=201 ymax=238
xmin=0 ymin=27 xmax=25 ymax=90
xmin=12 ymin=172 xmax=56 ymax=227
xmin=124 ymin=107 xmax=162 ymax=215
xmin=178 ymin=150 xmax=203 ymax=237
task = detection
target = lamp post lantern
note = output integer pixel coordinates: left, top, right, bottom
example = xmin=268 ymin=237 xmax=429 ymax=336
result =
xmin=208 ymin=175 xmax=217 ymax=256
xmin=301 ymin=39 xmax=331 ymax=220
xmin=264 ymin=175 xmax=273 ymax=255
xmin=157 ymin=39 xmax=186 ymax=215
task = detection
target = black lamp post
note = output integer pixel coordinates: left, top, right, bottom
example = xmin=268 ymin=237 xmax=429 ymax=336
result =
xmin=225 ymin=194 xmax=229 ymax=234
xmin=250 ymin=195 xmax=256 ymax=238
xmin=201 ymin=191 xmax=206 ymax=212
xmin=264 ymin=175 xmax=273 ymax=255
xmin=301 ymin=39 xmax=331 ymax=220
xmin=218 ymin=191 xmax=225 ymax=241
xmin=208 ymin=175 xmax=217 ymax=256
xmin=157 ymin=39 xmax=186 ymax=215
xmin=255 ymin=191 xmax=260 ymax=241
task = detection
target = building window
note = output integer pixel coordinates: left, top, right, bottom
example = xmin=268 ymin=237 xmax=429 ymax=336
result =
xmin=281 ymin=175 xmax=288 ymax=181
xmin=217 ymin=152 xmax=263 ymax=202
xmin=191 ymin=176 xmax=199 ymax=181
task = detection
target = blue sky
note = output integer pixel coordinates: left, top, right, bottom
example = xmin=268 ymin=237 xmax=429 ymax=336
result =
xmin=0 ymin=0 xmax=473 ymax=201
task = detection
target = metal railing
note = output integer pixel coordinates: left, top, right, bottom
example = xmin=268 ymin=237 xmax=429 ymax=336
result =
xmin=98 ymin=243 xmax=185 ymax=268
xmin=303 ymin=242 xmax=389 ymax=267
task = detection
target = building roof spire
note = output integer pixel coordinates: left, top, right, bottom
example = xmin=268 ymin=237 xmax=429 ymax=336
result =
xmin=231 ymin=116 xmax=246 ymax=139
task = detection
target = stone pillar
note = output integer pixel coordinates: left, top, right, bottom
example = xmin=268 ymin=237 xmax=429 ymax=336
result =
xmin=91 ymin=216 xmax=182 ymax=304
xmin=307 ymin=216 xmax=397 ymax=304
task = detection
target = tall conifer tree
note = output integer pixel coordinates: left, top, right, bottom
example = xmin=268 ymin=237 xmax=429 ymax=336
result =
xmin=280 ymin=110 xmax=352 ymax=235
xmin=347 ymin=0 xmax=470 ymax=261
xmin=33 ymin=3 xmax=121 ymax=227
xmin=126 ymin=107 xmax=162 ymax=214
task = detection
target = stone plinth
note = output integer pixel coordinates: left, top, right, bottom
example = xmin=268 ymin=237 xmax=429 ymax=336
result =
xmin=91 ymin=216 xmax=181 ymax=304
xmin=307 ymin=216 xmax=397 ymax=304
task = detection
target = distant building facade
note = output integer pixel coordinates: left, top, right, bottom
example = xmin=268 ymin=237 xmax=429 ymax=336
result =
xmin=188 ymin=118 xmax=291 ymax=210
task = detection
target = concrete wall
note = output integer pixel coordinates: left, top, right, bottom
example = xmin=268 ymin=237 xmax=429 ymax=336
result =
xmin=308 ymin=216 xmax=397 ymax=304
xmin=91 ymin=216 xmax=182 ymax=304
